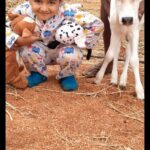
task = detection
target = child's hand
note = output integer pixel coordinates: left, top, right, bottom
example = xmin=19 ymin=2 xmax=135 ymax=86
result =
xmin=15 ymin=34 xmax=41 ymax=46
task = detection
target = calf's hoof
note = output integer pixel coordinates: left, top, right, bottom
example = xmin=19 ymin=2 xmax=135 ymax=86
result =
xmin=93 ymin=78 xmax=101 ymax=85
xmin=119 ymin=85 xmax=126 ymax=90
xmin=82 ymin=63 xmax=102 ymax=78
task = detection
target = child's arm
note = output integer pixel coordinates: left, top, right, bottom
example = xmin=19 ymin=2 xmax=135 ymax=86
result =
xmin=6 ymin=1 xmax=36 ymax=49
xmin=6 ymin=26 xmax=19 ymax=49
xmin=6 ymin=24 xmax=40 ymax=49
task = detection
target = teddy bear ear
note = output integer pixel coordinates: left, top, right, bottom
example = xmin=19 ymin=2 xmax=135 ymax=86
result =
xmin=7 ymin=11 xmax=20 ymax=21
xmin=22 ymin=28 xmax=33 ymax=38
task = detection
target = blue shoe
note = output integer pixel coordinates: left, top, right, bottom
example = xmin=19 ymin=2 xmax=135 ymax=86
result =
xmin=27 ymin=71 xmax=47 ymax=87
xmin=59 ymin=75 xmax=78 ymax=91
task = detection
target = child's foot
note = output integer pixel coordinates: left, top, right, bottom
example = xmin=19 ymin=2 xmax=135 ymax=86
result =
xmin=27 ymin=71 xmax=47 ymax=87
xmin=59 ymin=75 xmax=78 ymax=91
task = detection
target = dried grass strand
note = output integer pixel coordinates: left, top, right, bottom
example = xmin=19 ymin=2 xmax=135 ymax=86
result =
xmin=107 ymin=102 xmax=144 ymax=123
xmin=6 ymin=109 xmax=13 ymax=121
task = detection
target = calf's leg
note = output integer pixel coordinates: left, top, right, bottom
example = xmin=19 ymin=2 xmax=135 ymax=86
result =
xmin=94 ymin=28 xmax=120 ymax=84
xmin=130 ymin=30 xmax=144 ymax=100
xmin=119 ymin=41 xmax=131 ymax=89
xmin=82 ymin=0 xmax=112 ymax=77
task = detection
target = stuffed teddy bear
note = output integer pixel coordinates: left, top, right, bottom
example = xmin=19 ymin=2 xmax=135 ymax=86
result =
xmin=6 ymin=12 xmax=39 ymax=89
xmin=7 ymin=12 xmax=38 ymax=38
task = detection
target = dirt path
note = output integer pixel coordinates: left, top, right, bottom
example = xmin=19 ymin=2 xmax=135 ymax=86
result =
xmin=6 ymin=60 xmax=144 ymax=150
xmin=6 ymin=41 xmax=144 ymax=150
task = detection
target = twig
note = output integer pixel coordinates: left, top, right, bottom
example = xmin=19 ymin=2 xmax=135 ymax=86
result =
xmin=6 ymin=109 xmax=13 ymax=121
xmin=6 ymin=101 xmax=16 ymax=110
xmin=105 ymin=90 xmax=132 ymax=95
xmin=6 ymin=92 xmax=27 ymax=101
xmin=6 ymin=84 xmax=27 ymax=101
xmin=128 ymin=110 xmax=144 ymax=116
xmin=52 ymin=124 xmax=74 ymax=145
xmin=110 ymin=102 xmax=144 ymax=117
xmin=107 ymin=102 xmax=144 ymax=123
xmin=35 ymin=85 xmax=112 ymax=97
xmin=6 ymin=102 xmax=27 ymax=117
xmin=89 ymin=142 xmax=133 ymax=150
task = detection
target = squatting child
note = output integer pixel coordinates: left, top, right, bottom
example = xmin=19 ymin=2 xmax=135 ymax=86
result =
xmin=6 ymin=0 xmax=104 ymax=91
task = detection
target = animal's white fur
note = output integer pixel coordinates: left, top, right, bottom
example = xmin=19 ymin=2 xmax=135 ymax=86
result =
xmin=94 ymin=0 xmax=144 ymax=100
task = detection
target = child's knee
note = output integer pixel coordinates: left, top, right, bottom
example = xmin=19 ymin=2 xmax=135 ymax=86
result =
xmin=56 ymin=44 xmax=83 ymax=66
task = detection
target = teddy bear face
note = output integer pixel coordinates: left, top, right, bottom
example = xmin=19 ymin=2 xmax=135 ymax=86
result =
xmin=8 ymin=12 xmax=37 ymax=37
xmin=55 ymin=20 xmax=86 ymax=48
xmin=12 ymin=16 xmax=36 ymax=36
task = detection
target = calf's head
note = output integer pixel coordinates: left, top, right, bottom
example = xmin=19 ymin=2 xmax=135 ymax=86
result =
xmin=115 ymin=0 xmax=142 ymax=25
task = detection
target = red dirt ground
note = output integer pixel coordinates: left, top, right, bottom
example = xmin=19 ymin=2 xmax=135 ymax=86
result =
xmin=6 ymin=58 xmax=144 ymax=150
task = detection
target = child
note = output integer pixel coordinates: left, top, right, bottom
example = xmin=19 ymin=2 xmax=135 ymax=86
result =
xmin=6 ymin=0 xmax=104 ymax=91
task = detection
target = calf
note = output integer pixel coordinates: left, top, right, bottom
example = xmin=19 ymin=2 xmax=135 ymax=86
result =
xmin=83 ymin=0 xmax=144 ymax=77
xmin=94 ymin=0 xmax=144 ymax=100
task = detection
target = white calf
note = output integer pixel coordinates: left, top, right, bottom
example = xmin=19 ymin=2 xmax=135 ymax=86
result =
xmin=94 ymin=0 xmax=144 ymax=100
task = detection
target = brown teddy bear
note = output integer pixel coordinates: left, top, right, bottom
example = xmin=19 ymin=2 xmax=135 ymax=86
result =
xmin=6 ymin=12 xmax=40 ymax=89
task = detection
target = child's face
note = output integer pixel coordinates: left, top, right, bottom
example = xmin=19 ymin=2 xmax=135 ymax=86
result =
xmin=29 ymin=0 xmax=62 ymax=21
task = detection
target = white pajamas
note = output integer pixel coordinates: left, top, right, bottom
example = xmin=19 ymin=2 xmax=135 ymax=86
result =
xmin=6 ymin=1 xmax=104 ymax=79
xmin=19 ymin=42 xmax=83 ymax=78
